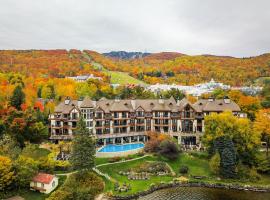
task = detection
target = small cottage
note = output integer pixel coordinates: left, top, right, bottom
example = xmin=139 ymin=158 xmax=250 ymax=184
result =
xmin=30 ymin=173 xmax=58 ymax=194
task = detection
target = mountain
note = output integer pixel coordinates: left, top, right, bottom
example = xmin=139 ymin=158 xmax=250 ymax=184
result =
xmin=103 ymin=51 xmax=151 ymax=59
xmin=144 ymin=52 xmax=185 ymax=60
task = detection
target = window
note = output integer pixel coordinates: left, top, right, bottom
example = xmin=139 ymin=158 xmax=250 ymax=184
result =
xmin=41 ymin=183 xmax=44 ymax=188
xmin=182 ymin=120 xmax=193 ymax=132
xmin=52 ymin=181 xmax=55 ymax=187
xmin=34 ymin=182 xmax=37 ymax=187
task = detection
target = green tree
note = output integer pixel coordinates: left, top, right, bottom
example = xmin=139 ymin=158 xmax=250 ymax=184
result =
xmin=14 ymin=155 xmax=38 ymax=189
xmin=0 ymin=135 xmax=21 ymax=160
xmin=10 ymin=85 xmax=25 ymax=110
xmin=163 ymin=88 xmax=185 ymax=100
xmin=70 ymin=117 xmax=95 ymax=171
xmin=204 ymin=111 xmax=260 ymax=165
xmin=27 ymin=122 xmax=48 ymax=143
xmin=213 ymin=136 xmax=237 ymax=178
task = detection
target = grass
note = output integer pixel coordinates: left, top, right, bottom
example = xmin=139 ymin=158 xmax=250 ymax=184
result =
xmin=97 ymin=156 xmax=172 ymax=195
xmin=92 ymin=61 xmax=145 ymax=85
xmin=158 ymin=153 xmax=211 ymax=177
xmin=106 ymin=71 xmax=145 ymax=85
xmin=21 ymin=147 xmax=51 ymax=160
xmin=97 ymin=152 xmax=270 ymax=196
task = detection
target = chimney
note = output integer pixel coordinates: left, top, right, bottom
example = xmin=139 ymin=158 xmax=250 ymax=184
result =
xmin=208 ymin=97 xmax=214 ymax=102
xmin=64 ymin=97 xmax=71 ymax=105
xmin=224 ymin=96 xmax=231 ymax=104
xmin=159 ymin=99 xmax=164 ymax=104
xmin=78 ymin=97 xmax=83 ymax=107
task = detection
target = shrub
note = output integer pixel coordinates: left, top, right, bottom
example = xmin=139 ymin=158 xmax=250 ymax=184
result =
xmin=47 ymin=171 xmax=104 ymax=200
xmin=158 ymin=139 xmax=180 ymax=160
xmin=144 ymin=132 xmax=169 ymax=153
xmin=179 ymin=165 xmax=189 ymax=174
xmin=126 ymin=155 xmax=134 ymax=160
xmin=237 ymin=164 xmax=261 ymax=182
xmin=209 ymin=153 xmax=220 ymax=175
xmin=137 ymin=151 xmax=145 ymax=157
xmin=108 ymin=156 xmax=121 ymax=163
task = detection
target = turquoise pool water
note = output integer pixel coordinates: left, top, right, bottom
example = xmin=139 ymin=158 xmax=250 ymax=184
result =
xmin=98 ymin=143 xmax=144 ymax=152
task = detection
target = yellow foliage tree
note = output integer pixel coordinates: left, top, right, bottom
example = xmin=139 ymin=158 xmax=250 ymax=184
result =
xmin=0 ymin=156 xmax=15 ymax=190
xmin=254 ymin=109 xmax=270 ymax=156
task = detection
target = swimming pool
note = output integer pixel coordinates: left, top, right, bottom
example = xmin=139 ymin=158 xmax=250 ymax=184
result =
xmin=98 ymin=143 xmax=144 ymax=153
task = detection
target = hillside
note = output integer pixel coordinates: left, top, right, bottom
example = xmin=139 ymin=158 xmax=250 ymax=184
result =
xmin=88 ymin=51 xmax=270 ymax=86
xmin=0 ymin=50 xmax=270 ymax=86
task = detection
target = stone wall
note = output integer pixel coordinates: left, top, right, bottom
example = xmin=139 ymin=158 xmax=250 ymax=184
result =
xmin=110 ymin=181 xmax=270 ymax=200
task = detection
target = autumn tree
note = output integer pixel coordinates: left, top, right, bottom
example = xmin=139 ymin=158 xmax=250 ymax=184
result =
xmin=204 ymin=111 xmax=261 ymax=176
xmin=10 ymin=85 xmax=25 ymax=110
xmin=0 ymin=156 xmax=15 ymax=191
xmin=144 ymin=131 xmax=170 ymax=153
xmin=254 ymin=109 xmax=270 ymax=156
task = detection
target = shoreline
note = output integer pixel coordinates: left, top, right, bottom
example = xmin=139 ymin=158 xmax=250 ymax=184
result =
xmin=110 ymin=181 xmax=270 ymax=200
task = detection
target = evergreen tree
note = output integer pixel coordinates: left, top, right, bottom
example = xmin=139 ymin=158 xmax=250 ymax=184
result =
xmin=214 ymin=136 xmax=237 ymax=178
xmin=10 ymin=85 xmax=25 ymax=110
xmin=70 ymin=116 xmax=95 ymax=171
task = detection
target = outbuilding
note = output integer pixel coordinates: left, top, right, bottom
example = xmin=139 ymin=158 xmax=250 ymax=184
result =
xmin=30 ymin=173 xmax=58 ymax=194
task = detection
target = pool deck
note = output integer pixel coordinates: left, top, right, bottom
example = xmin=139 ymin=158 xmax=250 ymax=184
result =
xmin=96 ymin=143 xmax=144 ymax=158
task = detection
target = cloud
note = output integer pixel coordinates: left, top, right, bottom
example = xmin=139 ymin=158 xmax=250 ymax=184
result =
xmin=0 ymin=0 xmax=270 ymax=57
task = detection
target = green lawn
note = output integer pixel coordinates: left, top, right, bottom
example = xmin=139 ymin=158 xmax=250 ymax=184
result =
xmin=158 ymin=153 xmax=211 ymax=177
xmin=97 ymin=156 xmax=172 ymax=195
xmin=92 ymin=61 xmax=145 ymax=85
xmin=97 ymin=152 xmax=270 ymax=196
xmin=106 ymin=71 xmax=145 ymax=85
xmin=21 ymin=147 xmax=51 ymax=160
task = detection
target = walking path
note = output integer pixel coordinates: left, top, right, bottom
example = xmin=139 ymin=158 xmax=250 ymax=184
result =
xmin=56 ymin=154 xmax=150 ymax=178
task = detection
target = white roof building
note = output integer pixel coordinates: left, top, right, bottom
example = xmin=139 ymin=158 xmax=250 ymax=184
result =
xmin=147 ymin=79 xmax=230 ymax=97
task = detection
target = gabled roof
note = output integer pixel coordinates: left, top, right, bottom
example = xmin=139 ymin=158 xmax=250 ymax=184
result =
xmin=177 ymin=98 xmax=197 ymax=111
xmin=80 ymin=97 xmax=94 ymax=108
xmin=32 ymin=173 xmax=55 ymax=184
xmin=55 ymin=100 xmax=78 ymax=114
xmin=193 ymin=99 xmax=241 ymax=112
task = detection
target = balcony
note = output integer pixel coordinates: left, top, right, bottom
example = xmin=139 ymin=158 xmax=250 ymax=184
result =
xmin=51 ymin=124 xmax=62 ymax=129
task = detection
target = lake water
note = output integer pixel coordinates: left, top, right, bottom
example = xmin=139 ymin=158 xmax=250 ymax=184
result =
xmin=139 ymin=187 xmax=270 ymax=200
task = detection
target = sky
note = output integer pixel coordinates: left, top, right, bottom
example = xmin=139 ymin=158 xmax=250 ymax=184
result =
xmin=0 ymin=0 xmax=270 ymax=57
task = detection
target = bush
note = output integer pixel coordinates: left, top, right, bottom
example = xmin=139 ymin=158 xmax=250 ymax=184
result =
xmin=47 ymin=171 xmax=104 ymax=200
xmin=108 ymin=156 xmax=121 ymax=163
xmin=126 ymin=155 xmax=134 ymax=160
xmin=158 ymin=139 xmax=180 ymax=160
xmin=137 ymin=151 xmax=145 ymax=157
xmin=237 ymin=164 xmax=261 ymax=182
xmin=209 ymin=153 xmax=220 ymax=175
xmin=179 ymin=165 xmax=189 ymax=174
